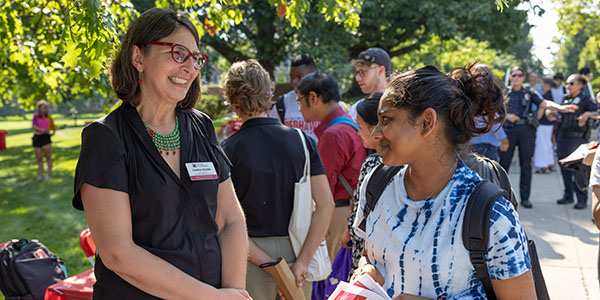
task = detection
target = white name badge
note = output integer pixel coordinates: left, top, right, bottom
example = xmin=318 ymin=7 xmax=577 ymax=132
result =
xmin=185 ymin=162 xmax=218 ymax=181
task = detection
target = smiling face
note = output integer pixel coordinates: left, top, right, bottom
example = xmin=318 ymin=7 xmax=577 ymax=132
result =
xmin=134 ymin=27 xmax=200 ymax=105
xmin=371 ymin=98 xmax=423 ymax=166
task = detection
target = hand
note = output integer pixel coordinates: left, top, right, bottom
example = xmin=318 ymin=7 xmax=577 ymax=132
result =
xmin=506 ymin=114 xmax=519 ymax=123
xmin=340 ymin=227 xmax=352 ymax=249
xmin=351 ymin=263 xmax=384 ymax=286
xmin=290 ymin=260 xmax=308 ymax=287
xmin=217 ymin=288 xmax=252 ymax=300
xmin=583 ymin=149 xmax=597 ymax=166
xmin=499 ymin=138 xmax=509 ymax=152
xmin=577 ymin=112 xmax=589 ymax=127
xmin=560 ymin=104 xmax=578 ymax=113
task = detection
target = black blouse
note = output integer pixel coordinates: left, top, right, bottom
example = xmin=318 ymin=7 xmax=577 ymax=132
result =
xmin=73 ymin=103 xmax=230 ymax=299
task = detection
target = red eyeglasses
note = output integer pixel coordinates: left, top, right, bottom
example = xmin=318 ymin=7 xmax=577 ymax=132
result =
xmin=147 ymin=42 xmax=209 ymax=70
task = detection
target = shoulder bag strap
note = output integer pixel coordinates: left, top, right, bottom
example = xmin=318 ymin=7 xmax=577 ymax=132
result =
xmin=326 ymin=116 xmax=359 ymax=131
xmin=338 ymin=174 xmax=354 ymax=197
xmin=295 ymin=129 xmax=310 ymax=180
xmin=462 ymin=180 xmax=504 ymax=300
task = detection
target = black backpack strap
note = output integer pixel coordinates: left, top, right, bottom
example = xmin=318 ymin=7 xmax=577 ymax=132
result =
xmin=482 ymin=157 xmax=518 ymax=210
xmin=358 ymin=165 xmax=402 ymax=231
xmin=275 ymin=95 xmax=285 ymax=123
xmin=462 ymin=180 xmax=505 ymax=300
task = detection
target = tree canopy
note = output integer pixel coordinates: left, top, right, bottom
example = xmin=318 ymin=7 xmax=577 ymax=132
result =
xmin=1 ymin=0 xmax=522 ymax=108
xmin=554 ymin=0 xmax=600 ymax=76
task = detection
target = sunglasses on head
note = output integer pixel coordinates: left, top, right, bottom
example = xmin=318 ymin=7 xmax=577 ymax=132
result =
xmin=147 ymin=42 xmax=209 ymax=70
xmin=511 ymin=73 xmax=524 ymax=77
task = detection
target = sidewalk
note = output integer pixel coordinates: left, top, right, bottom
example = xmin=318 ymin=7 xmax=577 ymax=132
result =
xmin=509 ymin=165 xmax=600 ymax=299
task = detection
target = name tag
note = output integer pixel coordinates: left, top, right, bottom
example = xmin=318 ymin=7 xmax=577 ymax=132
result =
xmin=185 ymin=162 xmax=218 ymax=181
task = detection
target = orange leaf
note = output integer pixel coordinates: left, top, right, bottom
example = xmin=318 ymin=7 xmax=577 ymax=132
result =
xmin=277 ymin=1 xmax=286 ymax=18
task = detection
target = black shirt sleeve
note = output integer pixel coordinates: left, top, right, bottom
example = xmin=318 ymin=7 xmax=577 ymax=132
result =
xmin=531 ymin=90 xmax=543 ymax=106
xmin=72 ymin=122 xmax=128 ymax=210
xmin=584 ymin=97 xmax=599 ymax=112
xmin=305 ymin=131 xmax=326 ymax=176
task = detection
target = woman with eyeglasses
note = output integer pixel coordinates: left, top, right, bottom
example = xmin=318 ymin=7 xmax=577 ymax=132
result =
xmin=72 ymin=8 xmax=250 ymax=300
xmin=499 ymin=66 xmax=576 ymax=209
xmin=555 ymin=74 xmax=599 ymax=209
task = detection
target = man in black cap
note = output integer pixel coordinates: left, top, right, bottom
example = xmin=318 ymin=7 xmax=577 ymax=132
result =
xmin=349 ymin=48 xmax=391 ymax=120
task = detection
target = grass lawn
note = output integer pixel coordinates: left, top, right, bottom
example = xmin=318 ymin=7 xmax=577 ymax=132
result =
xmin=0 ymin=113 xmax=106 ymax=286
xmin=0 ymin=111 xmax=228 ymax=299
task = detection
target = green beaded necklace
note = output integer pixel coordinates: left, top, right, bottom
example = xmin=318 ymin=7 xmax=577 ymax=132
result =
xmin=144 ymin=117 xmax=180 ymax=155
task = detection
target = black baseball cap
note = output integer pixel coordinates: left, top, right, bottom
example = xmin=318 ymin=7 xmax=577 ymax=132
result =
xmin=353 ymin=48 xmax=392 ymax=76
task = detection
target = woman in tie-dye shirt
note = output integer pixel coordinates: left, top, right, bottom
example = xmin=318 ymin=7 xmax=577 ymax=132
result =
xmin=352 ymin=65 xmax=535 ymax=299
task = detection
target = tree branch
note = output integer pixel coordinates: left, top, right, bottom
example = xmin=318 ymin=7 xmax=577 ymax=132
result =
xmin=389 ymin=42 xmax=422 ymax=57
xmin=206 ymin=37 xmax=250 ymax=63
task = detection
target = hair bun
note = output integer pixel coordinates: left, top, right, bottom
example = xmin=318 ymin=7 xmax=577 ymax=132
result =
xmin=449 ymin=63 xmax=505 ymax=138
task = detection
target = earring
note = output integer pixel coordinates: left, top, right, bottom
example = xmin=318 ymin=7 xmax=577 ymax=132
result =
xmin=138 ymin=78 xmax=142 ymax=83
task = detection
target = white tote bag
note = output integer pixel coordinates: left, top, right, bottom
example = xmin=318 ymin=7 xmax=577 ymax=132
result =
xmin=288 ymin=129 xmax=332 ymax=281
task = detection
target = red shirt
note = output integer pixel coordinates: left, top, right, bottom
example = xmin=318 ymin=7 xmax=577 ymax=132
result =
xmin=314 ymin=106 xmax=367 ymax=202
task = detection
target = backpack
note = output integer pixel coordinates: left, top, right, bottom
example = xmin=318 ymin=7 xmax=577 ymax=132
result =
xmin=0 ymin=239 xmax=67 ymax=300
xmin=462 ymin=153 xmax=518 ymax=210
xmin=275 ymin=94 xmax=285 ymax=123
xmin=362 ymin=166 xmax=550 ymax=300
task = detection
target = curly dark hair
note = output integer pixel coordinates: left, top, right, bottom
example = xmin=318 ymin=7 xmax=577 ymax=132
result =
xmin=382 ymin=63 xmax=505 ymax=147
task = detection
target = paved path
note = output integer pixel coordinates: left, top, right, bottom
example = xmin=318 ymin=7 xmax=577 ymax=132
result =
xmin=508 ymin=164 xmax=600 ymax=299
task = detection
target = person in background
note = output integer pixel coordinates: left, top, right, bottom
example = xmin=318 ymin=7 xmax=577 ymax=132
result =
xmin=222 ymin=59 xmax=334 ymax=299
xmin=556 ymin=74 xmax=598 ymax=209
xmin=340 ymin=93 xmax=383 ymax=279
xmin=295 ymin=71 xmax=367 ymax=261
xmin=352 ymin=65 xmax=535 ymax=299
xmin=270 ymin=54 xmax=320 ymax=141
xmin=552 ymin=72 xmax=566 ymax=104
xmin=528 ymin=71 xmax=543 ymax=96
xmin=348 ymin=48 xmax=391 ymax=120
xmin=469 ymin=122 xmax=508 ymax=162
xmin=534 ymin=78 xmax=558 ymax=174
xmin=32 ymin=100 xmax=56 ymax=180
xmin=579 ymin=66 xmax=595 ymax=102
xmin=72 ymin=8 xmax=250 ymax=299
xmin=500 ymin=66 xmax=575 ymax=208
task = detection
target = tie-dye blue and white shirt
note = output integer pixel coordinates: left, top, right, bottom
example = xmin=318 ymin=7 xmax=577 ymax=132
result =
xmin=352 ymin=161 xmax=531 ymax=299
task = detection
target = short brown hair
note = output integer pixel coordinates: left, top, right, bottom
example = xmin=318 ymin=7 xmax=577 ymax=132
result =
xmin=223 ymin=60 xmax=273 ymax=115
xmin=110 ymin=8 xmax=201 ymax=110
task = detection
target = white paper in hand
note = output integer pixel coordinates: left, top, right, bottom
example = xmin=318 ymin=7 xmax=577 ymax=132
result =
xmin=351 ymin=274 xmax=391 ymax=300
xmin=327 ymin=274 xmax=391 ymax=300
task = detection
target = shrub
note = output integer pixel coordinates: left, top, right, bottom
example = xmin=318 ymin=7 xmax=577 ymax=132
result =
xmin=195 ymin=94 xmax=229 ymax=120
